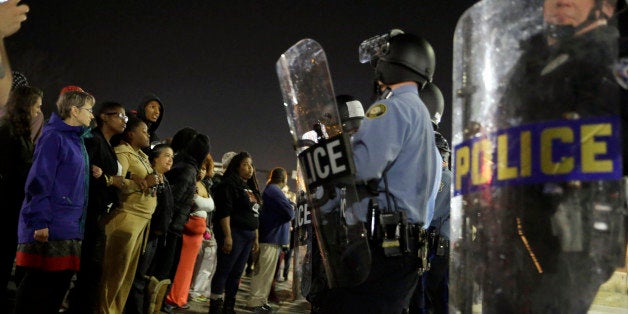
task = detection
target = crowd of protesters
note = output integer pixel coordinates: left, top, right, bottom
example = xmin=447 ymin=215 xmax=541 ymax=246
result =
xmin=0 ymin=78 xmax=298 ymax=314
xmin=0 ymin=4 xmax=297 ymax=314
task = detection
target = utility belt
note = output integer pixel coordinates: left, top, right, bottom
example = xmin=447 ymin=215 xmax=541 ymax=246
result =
xmin=366 ymin=200 xmax=430 ymax=274
xmin=428 ymin=229 xmax=450 ymax=257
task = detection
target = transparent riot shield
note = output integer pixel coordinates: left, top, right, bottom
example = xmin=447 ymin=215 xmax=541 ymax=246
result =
xmin=276 ymin=39 xmax=371 ymax=289
xmin=451 ymin=0 xmax=627 ymax=313
xmin=292 ymin=189 xmax=310 ymax=300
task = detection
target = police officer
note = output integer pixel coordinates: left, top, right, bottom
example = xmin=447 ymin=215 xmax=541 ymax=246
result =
xmin=500 ymin=0 xmax=620 ymax=124
xmin=490 ymin=0 xmax=624 ymax=312
xmin=409 ymin=81 xmax=446 ymax=314
xmin=318 ymin=31 xmax=441 ymax=314
xmin=409 ymin=131 xmax=451 ymax=314
xmin=336 ymin=94 xmax=366 ymax=135
xmin=420 ymin=82 xmax=445 ymax=130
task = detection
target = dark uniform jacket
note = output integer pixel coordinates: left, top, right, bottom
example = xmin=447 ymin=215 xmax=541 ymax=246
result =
xmin=497 ymin=25 xmax=621 ymax=274
xmin=501 ymin=26 xmax=619 ymax=125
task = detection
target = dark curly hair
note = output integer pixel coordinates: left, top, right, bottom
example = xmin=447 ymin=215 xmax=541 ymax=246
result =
xmin=94 ymin=101 xmax=125 ymax=127
xmin=5 ymin=86 xmax=43 ymax=138
xmin=224 ymin=151 xmax=261 ymax=201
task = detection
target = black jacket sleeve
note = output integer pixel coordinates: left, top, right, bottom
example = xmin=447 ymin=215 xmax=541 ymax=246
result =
xmin=165 ymin=163 xmax=198 ymax=235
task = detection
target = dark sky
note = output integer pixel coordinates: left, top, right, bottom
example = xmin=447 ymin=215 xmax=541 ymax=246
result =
xmin=7 ymin=0 xmax=477 ymax=185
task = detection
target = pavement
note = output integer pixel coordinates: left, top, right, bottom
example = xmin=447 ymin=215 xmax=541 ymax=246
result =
xmin=167 ymin=271 xmax=311 ymax=314
xmin=170 ymin=270 xmax=628 ymax=314
xmin=5 ymin=266 xmax=626 ymax=313
xmin=4 ymin=266 xmax=311 ymax=314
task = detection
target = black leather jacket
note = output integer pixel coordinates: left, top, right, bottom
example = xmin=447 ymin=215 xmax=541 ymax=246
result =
xmin=165 ymin=153 xmax=198 ymax=235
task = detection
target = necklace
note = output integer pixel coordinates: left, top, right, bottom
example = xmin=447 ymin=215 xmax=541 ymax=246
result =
xmin=134 ymin=150 xmax=152 ymax=175
xmin=123 ymin=141 xmax=153 ymax=175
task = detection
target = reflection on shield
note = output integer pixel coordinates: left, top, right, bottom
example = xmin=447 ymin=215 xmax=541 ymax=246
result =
xmin=276 ymin=39 xmax=371 ymax=289
xmin=451 ymin=0 xmax=626 ymax=313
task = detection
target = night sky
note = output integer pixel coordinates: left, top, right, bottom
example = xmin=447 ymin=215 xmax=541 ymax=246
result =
xmin=7 ymin=0 xmax=477 ymax=186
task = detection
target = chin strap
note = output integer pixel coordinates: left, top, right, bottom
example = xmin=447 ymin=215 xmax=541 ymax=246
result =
xmin=378 ymin=87 xmax=393 ymax=100
xmin=374 ymin=82 xmax=393 ymax=100
xmin=370 ymin=81 xmax=394 ymax=102
xmin=545 ymin=1 xmax=608 ymax=41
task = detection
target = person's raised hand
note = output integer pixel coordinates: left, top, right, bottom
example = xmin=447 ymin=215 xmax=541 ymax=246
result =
xmin=0 ymin=0 xmax=29 ymax=38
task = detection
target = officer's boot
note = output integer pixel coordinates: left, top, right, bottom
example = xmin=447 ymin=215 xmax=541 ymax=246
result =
xmin=223 ymin=296 xmax=236 ymax=314
xmin=208 ymin=298 xmax=223 ymax=314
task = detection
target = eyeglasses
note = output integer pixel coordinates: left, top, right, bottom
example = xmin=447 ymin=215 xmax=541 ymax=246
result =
xmin=105 ymin=112 xmax=129 ymax=123
xmin=79 ymin=107 xmax=93 ymax=114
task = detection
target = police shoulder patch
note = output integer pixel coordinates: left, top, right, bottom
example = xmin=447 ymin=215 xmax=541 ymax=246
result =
xmin=365 ymin=103 xmax=387 ymax=119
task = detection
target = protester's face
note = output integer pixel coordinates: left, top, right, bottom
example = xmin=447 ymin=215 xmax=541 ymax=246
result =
xmin=154 ymin=147 xmax=174 ymax=174
xmin=29 ymin=97 xmax=42 ymax=120
xmin=76 ymin=103 xmax=94 ymax=127
xmin=198 ymin=163 xmax=207 ymax=181
xmin=144 ymin=100 xmax=161 ymax=123
xmin=544 ymin=0 xmax=596 ymax=27
xmin=102 ymin=108 xmax=127 ymax=134
xmin=132 ymin=122 xmax=150 ymax=148
xmin=238 ymin=157 xmax=254 ymax=181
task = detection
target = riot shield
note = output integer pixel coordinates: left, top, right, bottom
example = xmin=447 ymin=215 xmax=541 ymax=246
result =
xmin=276 ymin=38 xmax=371 ymax=289
xmin=451 ymin=0 xmax=626 ymax=313
xmin=292 ymin=190 xmax=310 ymax=299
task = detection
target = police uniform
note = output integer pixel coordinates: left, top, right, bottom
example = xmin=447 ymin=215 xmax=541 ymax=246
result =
xmin=488 ymin=17 xmax=624 ymax=313
xmin=352 ymin=84 xmax=441 ymax=225
xmin=411 ymin=165 xmax=451 ymax=314
xmin=319 ymin=84 xmax=441 ymax=314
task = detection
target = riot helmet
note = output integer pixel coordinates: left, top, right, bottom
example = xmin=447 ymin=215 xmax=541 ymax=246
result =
xmin=336 ymin=94 xmax=365 ymax=134
xmin=420 ymin=82 xmax=445 ymax=129
xmin=376 ymin=33 xmax=435 ymax=88
xmin=434 ymin=131 xmax=450 ymax=161
xmin=359 ymin=29 xmax=435 ymax=89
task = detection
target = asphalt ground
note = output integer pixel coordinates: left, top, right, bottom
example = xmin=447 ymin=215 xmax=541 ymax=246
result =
xmin=167 ymin=271 xmax=311 ymax=314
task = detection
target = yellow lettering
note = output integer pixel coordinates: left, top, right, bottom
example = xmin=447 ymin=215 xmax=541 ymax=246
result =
xmin=472 ymin=139 xmax=493 ymax=185
xmin=455 ymin=146 xmax=470 ymax=190
xmin=520 ymin=131 xmax=531 ymax=177
xmin=581 ymin=123 xmax=613 ymax=173
xmin=541 ymin=127 xmax=574 ymax=175
xmin=497 ymin=134 xmax=517 ymax=180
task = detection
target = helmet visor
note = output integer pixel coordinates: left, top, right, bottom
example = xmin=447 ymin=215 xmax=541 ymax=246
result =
xmin=358 ymin=29 xmax=404 ymax=64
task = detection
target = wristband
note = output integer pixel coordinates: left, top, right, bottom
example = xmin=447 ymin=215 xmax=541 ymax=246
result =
xmin=105 ymin=175 xmax=112 ymax=186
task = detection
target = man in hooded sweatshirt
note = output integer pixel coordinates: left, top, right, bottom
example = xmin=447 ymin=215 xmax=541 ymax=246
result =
xmin=133 ymin=93 xmax=164 ymax=153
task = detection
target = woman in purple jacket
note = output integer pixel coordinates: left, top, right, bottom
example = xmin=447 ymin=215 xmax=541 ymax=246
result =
xmin=13 ymin=87 xmax=95 ymax=314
